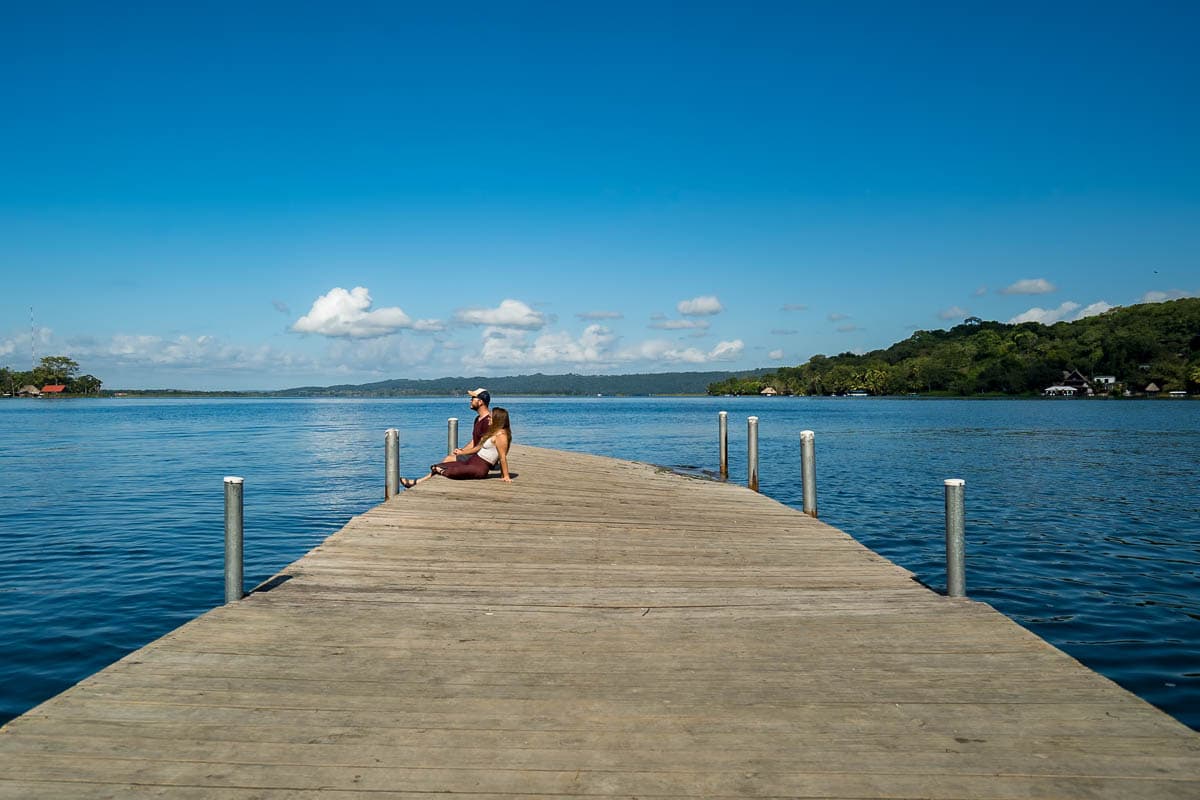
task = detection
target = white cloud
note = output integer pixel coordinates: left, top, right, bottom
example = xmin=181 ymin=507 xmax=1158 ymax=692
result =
xmin=836 ymin=324 xmax=860 ymax=333
xmin=1 ymin=324 xmax=451 ymax=388
xmin=677 ymin=295 xmax=724 ymax=316
xmin=769 ymin=349 xmax=784 ymax=360
xmin=15 ymin=325 xmax=444 ymax=379
xmin=326 ymin=336 xmax=437 ymax=372
xmin=1073 ymin=301 xmax=1113 ymax=320
xmin=938 ymin=306 xmax=969 ymax=321
xmin=464 ymin=320 xmax=743 ymax=369
xmin=1000 ymin=278 xmax=1056 ymax=295
xmin=973 ymin=286 xmax=988 ymax=297
xmin=770 ymin=328 xmax=798 ymax=335
xmin=1008 ymin=301 xmax=1080 ymax=324
xmin=292 ymin=287 xmax=437 ymax=339
xmin=780 ymin=303 xmax=808 ymax=312
xmin=80 ymin=333 xmax=319 ymax=373
xmin=828 ymin=312 xmax=849 ymax=321
xmin=466 ymin=324 xmax=617 ymax=368
xmin=1141 ymin=289 xmax=1196 ymax=303
xmin=619 ymin=338 xmax=744 ymax=364
xmin=0 ymin=327 xmax=53 ymax=362
xmin=1009 ymin=299 xmax=1115 ymax=325
xmin=648 ymin=319 xmax=710 ymax=330
xmin=454 ymin=299 xmax=547 ymax=329
xmin=708 ymin=340 xmax=743 ymax=360
xmin=576 ymin=310 xmax=623 ymax=320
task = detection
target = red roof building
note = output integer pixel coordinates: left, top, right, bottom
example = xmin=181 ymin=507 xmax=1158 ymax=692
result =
xmin=41 ymin=385 xmax=66 ymax=394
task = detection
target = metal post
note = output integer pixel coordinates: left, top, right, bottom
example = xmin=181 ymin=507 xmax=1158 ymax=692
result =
xmin=447 ymin=417 xmax=459 ymax=456
xmin=747 ymin=416 xmax=759 ymax=492
xmin=718 ymin=410 xmax=728 ymax=480
xmin=800 ymin=430 xmax=817 ymax=517
xmin=385 ymin=428 xmax=400 ymax=498
xmin=224 ymin=476 xmax=244 ymax=604
xmin=944 ymin=478 xmax=966 ymax=598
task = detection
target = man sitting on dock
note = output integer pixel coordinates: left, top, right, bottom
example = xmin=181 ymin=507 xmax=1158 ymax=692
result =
xmin=443 ymin=388 xmax=492 ymax=467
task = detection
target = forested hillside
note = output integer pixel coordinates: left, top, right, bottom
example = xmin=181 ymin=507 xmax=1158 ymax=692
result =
xmin=278 ymin=369 xmax=770 ymax=397
xmin=709 ymin=298 xmax=1200 ymax=396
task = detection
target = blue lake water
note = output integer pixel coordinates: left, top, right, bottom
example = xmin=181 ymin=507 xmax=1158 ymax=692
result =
xmin=1 ymin=396 xmax=1197 ymax=729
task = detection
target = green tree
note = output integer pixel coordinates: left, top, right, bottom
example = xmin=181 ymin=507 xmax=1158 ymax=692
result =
xmin=71 ymin=374 xmax=103 ymax=395
xmin=860 ymin=365 xmax=890 ymax=395
xmin=705 ymin=298 xmax=1200 ymax=397
xmin=34 ymin=355 xmax=80 ymax=386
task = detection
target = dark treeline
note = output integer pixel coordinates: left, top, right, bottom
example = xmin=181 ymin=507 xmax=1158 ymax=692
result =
xmin=278 ymin=370 xmax=770 ymax=397
xmin=709 ymin=298 xmax=1200 ymax=396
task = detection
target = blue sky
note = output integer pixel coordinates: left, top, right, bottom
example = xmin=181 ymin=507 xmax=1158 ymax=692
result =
xmin=2 ymin=1 xmax=1197 ymax=389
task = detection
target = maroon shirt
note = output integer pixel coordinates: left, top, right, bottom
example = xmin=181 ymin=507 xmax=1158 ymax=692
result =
xmin=472 ymin=413 xmax=491 ymax=446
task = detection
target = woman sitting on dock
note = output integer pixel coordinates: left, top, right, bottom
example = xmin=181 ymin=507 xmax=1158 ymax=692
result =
xmin=401 ymin=407 xmax=512 ymax=487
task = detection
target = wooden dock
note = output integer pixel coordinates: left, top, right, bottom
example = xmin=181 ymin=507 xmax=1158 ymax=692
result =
xmin=1 ymin=444 xmax=1197 ymax=798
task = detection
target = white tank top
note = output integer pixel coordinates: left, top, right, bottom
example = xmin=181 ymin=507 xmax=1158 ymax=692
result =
xmin=478 ymin=435 xmax=500 ymax=465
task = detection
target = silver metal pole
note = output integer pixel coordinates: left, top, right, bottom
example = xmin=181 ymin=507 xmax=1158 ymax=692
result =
xmin=747 ymin=416 xmax=759 ymax=492
xmin=447 ymin=417 xmax=459 ymax=456
xmin=224 ymin=476 xmax=244 ymax=604
xmin=944 ymin=478 xmax=966 ymax=598
xmin=385 ymin=428 xmax=400 ymax=499
xmin=718 ymin=410 xmax=728 ymax=480
xmin=800 ymin=429 xmax=817 ymax=517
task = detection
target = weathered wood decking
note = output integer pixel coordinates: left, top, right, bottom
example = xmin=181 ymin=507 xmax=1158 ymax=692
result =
xmin=1 ymin=444 xmax=1197 ymax=798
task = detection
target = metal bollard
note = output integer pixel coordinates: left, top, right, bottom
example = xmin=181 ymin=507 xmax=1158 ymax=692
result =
xmin=747 ymin=416 xmax=759 ymax=492
xmin=800 ymin=430 xmax=817 ymax=517
xmin=385 ymin=428 xmax=400 ymax=499
xmin=447 ymin=417 xmax=459 ymax=456
xmin=224 ymin=476 xmax=244 ymax=604
xmin=944 ymin=478 xmax=966 ymax=598
xmin=718 ymin=410 xmax=728 ymax=480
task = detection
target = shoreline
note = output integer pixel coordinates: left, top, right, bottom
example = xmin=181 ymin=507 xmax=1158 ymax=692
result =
xmin=3 ymin=392 xmax=1192 ymax=401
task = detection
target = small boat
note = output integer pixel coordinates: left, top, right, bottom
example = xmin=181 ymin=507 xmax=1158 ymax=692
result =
xmin=848 ymin=390 xmax=869 ymax=397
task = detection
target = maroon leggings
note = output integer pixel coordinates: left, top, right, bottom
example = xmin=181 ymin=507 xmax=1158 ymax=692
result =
xmin=431 ymin=454 xmax=491 ymax=479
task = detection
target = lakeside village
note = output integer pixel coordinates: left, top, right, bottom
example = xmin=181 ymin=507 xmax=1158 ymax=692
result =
xmin=0 ymin=357 xmax=102 ymax=398
xmin=750 ymin=369 xmax=1190 ymax=399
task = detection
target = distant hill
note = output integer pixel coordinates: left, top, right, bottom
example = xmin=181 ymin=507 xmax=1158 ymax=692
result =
xmin=276 ymin=369 xmax=772 ymax=398
xmin=709 ymin=298 xmax=1200 ymax=396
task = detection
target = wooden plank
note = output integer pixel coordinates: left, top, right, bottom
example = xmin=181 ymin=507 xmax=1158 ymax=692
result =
xmin=1 ymin=443 xmax=1197 ymax=798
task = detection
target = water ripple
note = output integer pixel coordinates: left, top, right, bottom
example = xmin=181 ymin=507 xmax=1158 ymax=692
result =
xmin=0 ymin=396 xmax=1196 ymax=730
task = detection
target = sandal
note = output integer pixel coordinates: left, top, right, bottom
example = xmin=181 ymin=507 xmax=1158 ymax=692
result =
xmin=399 ymin=478 xmax=417 ymax=489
